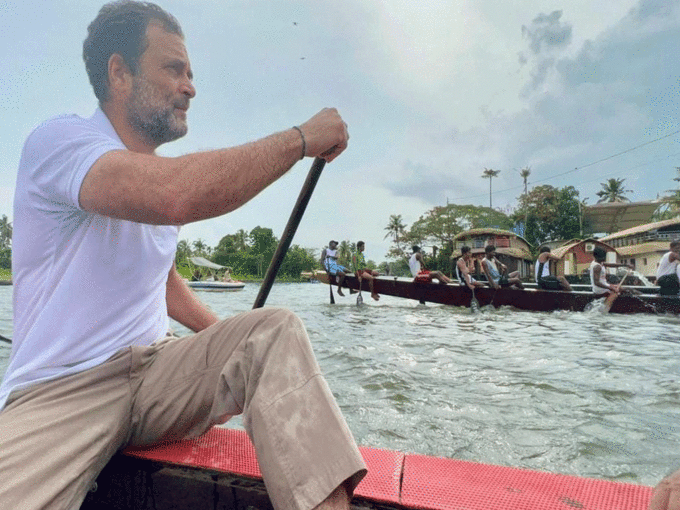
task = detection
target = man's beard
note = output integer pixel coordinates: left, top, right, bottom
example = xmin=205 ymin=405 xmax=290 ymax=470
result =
xmin=127 ymin=76 xmax=188 ymax=146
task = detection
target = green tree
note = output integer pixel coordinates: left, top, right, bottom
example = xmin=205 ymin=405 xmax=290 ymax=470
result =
xmin=337 ymin=240 xmax=354 ymax=268
xmin=384 ymin=214 xmax=408 ymax=260
xmin=596 ymin=178 xmax=633 ymax=203
xmin=191 ymin=239 xmax=211 ymax=257
xmin=482 ymin=168 xmax=501 ymax=208
xmin=0 ymin=215 xmax=11 ymax=269
xmin=175 ymin=239 xmax=192 ymax=265
xmin=279 ymin=245 xmax=317 ymax=278
xmin=513 ymin=185 xmax=583 ymax=247
xmin=654 ymin=167 xmax=680 ymax=220
xmin=249 ymin=226 xmax=278 ymax=277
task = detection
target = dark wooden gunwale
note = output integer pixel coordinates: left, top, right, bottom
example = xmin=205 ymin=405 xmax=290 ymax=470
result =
xmin=317 ymin=274 xmax=679 ymax=315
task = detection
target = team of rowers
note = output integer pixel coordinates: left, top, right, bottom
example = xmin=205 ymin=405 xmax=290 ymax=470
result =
xmin=321 ymin=239 xmax=680 ymax=300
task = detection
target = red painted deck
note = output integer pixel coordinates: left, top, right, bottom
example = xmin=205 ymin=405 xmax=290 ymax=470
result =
xmin=123 ymin=426 xmax=653 ymax=510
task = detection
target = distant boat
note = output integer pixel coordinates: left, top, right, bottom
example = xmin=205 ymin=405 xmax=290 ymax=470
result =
xmin=316 ymin=273 xmax=678 ymax=315
xmin=187 ymin=280 xmax=245 ymax=291
xmin=186 ymin=256 xmax=245 ymax=291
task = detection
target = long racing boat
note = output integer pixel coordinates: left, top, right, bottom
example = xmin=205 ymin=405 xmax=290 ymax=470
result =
xmin=316 ymin=273 xmax=679 ymax=315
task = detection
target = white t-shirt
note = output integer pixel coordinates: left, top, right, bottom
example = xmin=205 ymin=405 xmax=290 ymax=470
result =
xmin=409 ymin=253 xmax=421 ymax=277
xmin=590 ymin=260 xmax=609 ymax=295
xmin=656 ymin=252 xmax=678 ymax=279
xmin=0 ymin=109 xmax=179 ymax=409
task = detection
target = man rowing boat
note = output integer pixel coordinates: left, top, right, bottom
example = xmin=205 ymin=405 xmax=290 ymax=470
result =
xmin=655 ymin=240 xmax=680 ymax=295
xmin=409 ymin=246 xmax=451 ymax=284
xmin=589 ymin=246 xmax=632 ymax=298
xmin=456 ymin=246 xmax=485 ymax=290
xmin=321 ymin=240 xmax=351 ymax=297
xmin=482 ymin=245 xmax=523 ymax=290
xmin=351 ymin=241 xmax=380 ymax=301
xmin=535 ymin=246 xmax=572 ymax=292
xmin=0 ymin=2 xmax=365 ymax=508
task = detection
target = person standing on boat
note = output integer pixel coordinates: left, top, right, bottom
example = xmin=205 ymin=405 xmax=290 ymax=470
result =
xmin=535 ymin=246 xmax=572 ymax=292
xmin=351 ymin=241 xmax=380 ymax=301
xmin=456 ymin=246 xmax=485 ymax=290
xmin=655 ymin=240 xmax=680 ymax=295
xmin=409 ymin=246 xmax=451 ymax=284
xmin=0 ymin=3 xmax=366 ymax=509
xmin=320 ymin=240 xmax=351 ymax=297
xmin=482 ymin=245 xmax=524 ymax=289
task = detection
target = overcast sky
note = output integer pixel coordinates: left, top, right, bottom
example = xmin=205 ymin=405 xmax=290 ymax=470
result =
xmin=2 ymin=0 xmax=679 ymax=262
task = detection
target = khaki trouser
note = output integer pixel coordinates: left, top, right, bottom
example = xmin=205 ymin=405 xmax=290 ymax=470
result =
xmin=0 ymin=307 xmax=366 ymax=510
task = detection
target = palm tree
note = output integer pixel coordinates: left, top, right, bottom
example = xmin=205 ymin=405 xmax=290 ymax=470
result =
xmin=655 ymin=167 xmax=680 ymax=219
xmin=337 ymin=240 xmax=352 ymax=267
xmin=596 ymin=178 xmax=633 ymax=203
xmin=519 ymin=167 xmax=531 ymax=196
xmin=234 ymin=229 xmax=249 ymax=252
xmin=482 ymin=168 xmax=501 ymax=208
xmin=384 ymin=214 xmax=408 ymax=260
xmin=519 ymin=167 xmax=531 ymax=226
xmin=192 ymin=239 xmax=211 ymax=257
xmin=384 ymin=214 xmax=406 ymax=242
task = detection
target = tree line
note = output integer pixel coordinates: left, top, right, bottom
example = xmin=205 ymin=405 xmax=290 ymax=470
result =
xmin=1 ymin=171 xmax=679 ymax=278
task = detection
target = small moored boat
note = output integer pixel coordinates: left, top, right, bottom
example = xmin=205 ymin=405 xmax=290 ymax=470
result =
xmin=185 ymin=256 xmax=245 ymax=291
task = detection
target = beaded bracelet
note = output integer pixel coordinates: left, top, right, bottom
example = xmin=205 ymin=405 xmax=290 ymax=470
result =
xmin=292 ymin=126 xmax=306 ymax=160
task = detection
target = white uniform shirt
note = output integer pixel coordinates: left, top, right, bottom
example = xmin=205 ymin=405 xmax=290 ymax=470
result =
xmin=0 ymin=109 xmax=179 ymax=410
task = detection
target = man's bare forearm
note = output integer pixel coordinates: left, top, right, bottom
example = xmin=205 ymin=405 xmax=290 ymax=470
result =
xmin=166 ymin=266 xmax=219 ymax=332
xmin=81 ymin=128 xmax=302 ymax=225
xmin=80 ymin=107 xmax=349 ymax=225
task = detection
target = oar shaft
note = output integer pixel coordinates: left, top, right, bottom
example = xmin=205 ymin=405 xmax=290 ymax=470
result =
xmin=253 ymin=157 xmax=327 ymax=309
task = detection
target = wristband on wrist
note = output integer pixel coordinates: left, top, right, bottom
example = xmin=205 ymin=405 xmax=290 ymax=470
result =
xmin=292 ymin=126 xmax=306 ymax=160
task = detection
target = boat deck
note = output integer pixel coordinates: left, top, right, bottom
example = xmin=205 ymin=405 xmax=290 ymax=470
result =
xmin=82 ymin=426 xmax=653 ymax=510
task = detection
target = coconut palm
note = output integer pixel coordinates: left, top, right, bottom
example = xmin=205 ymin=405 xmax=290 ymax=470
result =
xmin=337 ymin=240 xmax=352 ymax=267
xmin=384 ymin=214 xmax=406 ymax=242
xmin=482 ymin=168 xmax=501 ymax=208
xmin=519 ymin=167 xmax=531 ymax=196
xmin=596 ymin=178 xmax=633 ymax=203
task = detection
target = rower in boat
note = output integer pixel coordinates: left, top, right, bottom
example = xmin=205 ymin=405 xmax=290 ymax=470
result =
xmin=589 ymin=246 xmax=632 ymax=298
xmin=321 ymin=240 xmax=351 ymax=296
xmin=535 ymin=245 xmax=572 ymax=292
xmin=456 ymin=246 xmax=485 ymax=290
xmin=655 ymin=240 xmax=680 ymax=295
xmin=482 ymin=245 xmax=523 ymax=289
xmin=409 ymin=246 xmax=451 ymax=284
xmin=352 ymin=241 xmax=380 ymax=301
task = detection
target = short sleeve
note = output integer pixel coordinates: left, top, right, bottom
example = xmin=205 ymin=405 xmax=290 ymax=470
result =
xmin=19 ymin=115 xmax=124 ymax=210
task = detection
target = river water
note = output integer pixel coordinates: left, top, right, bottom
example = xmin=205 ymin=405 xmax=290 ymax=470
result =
xmin=1 ymin=282 xmax=678 ymax=488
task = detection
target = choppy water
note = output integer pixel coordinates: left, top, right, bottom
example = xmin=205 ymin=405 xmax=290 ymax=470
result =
xmin=1 ymin=282 xmax=679 ymax=487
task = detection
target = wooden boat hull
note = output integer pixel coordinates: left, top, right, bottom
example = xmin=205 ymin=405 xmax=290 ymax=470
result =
xmin=317 ymin=274 xmax=679 ymax=314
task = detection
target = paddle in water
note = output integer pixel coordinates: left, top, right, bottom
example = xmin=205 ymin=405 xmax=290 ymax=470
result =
xmin=470 ymin=287 xmax=480 ymax=313
xmin=356 ymin=276 xmax=363 ymax=305
xmin=603 ymin=270 xmax=631 ymax=313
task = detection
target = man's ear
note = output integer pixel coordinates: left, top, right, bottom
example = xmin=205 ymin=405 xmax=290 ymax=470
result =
xmin=107 ymin=53 xmax=133 ymax=99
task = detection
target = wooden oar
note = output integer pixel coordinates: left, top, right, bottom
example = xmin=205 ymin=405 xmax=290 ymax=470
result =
xmin=603 ymin=270 xmax=631 ymax=313
xmin=253 ymin=157 xmax=326 ymax=309
xmin=328 ymin=272 xmax=335 ymax=305
xmin=356 ymin=275 xmax=363 ymax=305
xmin=470 ymin=286 xmax=479 ymax=313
